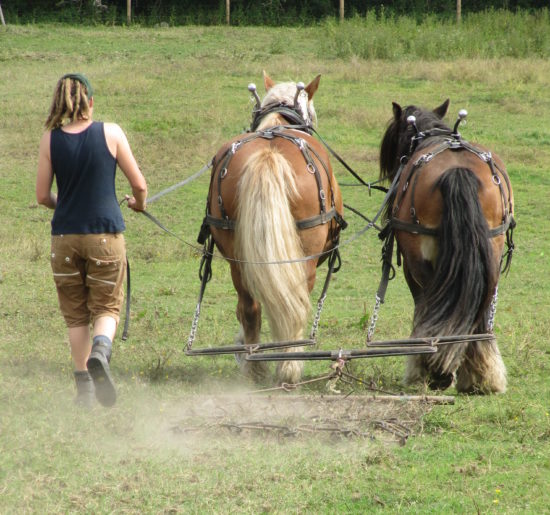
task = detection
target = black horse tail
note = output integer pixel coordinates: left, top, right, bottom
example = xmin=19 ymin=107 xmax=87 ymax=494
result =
xmin=413 ymin=168 xmax=496 ymax=337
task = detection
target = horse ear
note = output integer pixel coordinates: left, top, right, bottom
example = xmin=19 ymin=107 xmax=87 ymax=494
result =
xmin=305 ymin=75 xmax=321 ymax=100
xmin=434 ymin=99 xmax=450 ymax=118
xmin=263 ymin=70 xmax=275 ymax=91
xmin=392 ymin=102 xmax=402 ymax=120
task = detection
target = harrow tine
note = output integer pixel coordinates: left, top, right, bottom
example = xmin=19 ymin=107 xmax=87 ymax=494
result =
xmin=366 ymin=333 xmax=494 ymax=348
xmin=185 ymin=338 xmax=316 ymax=357
xmin=245 ymin=345 xmax=437 ymax=362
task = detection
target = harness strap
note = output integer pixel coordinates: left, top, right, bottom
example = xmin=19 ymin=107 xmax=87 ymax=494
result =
xmin=186 ymin=237 xmax=215 ymax=353
xmin=202 ymin=126 xmax=346 ymax=240
xmin=501 ymin=216 xmax=516 ymax=275
xmin=296 ymin=208 xmax=338 ymax=230
xmin=390 ymin=214 xmax=514 ymax=238
xmin=205 ymin=207 xmax=343 ymax=232
xmin=297 ymin=139 xmax=327 ymax=213
xmin=205 ymin=214 xmax=235 ymax=231
xmin=250 ymin=104 xmax=312 ymax=133
xmin=376 ymin=228 xmax=396 ymax=304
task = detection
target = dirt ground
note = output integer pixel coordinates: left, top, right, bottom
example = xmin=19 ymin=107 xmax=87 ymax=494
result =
xmin=168 ymin=393 xmax=454 ymax=445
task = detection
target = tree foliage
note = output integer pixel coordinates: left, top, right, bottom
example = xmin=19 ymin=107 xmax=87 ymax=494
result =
xmin=4 ymin=0 xmax=550 ymax=25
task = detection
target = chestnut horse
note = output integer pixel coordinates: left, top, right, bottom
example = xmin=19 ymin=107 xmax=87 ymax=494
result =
xmin=199 ymin=73 xmax=345 ymax=384
xmin=379 ymin=100 xmax=514 ymax=393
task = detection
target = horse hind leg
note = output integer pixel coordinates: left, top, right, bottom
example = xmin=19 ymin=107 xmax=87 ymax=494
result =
xmin=404 ymin=353 xmax=458 ymax=391
xmin=404 ymin=354 xmax=430 ymax=387
xmin=232 ymin=269 xmax=271 ymax=383
xmin=405 ymin=303 xmax=469 ymax=390
xmin=456 ymin=337 xmax=507 ymax=394
xmin=403 ymin=265 xmax=461 ymax=390
xmin=274 ymin=259 xmax=322 ymax=386
xmin=405 ymin=335 xmax=506 ymax=394
xmin=273 ymin=287 xmax=306 ymax=386
xmin=276 ymin=346 xmax=304 ymax=386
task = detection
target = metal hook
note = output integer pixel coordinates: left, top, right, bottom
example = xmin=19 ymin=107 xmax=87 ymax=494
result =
xmin=407 ymin=115 xmax=418 ymax=134
xmin=453 ymin=109 xmax=468 ymax=134
xmin=248 ymin=83 xmax=261 ymax=110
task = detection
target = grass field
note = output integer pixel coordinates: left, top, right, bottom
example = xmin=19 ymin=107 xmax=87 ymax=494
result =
xmin=1 ymin=20 xmax=550 ymax=513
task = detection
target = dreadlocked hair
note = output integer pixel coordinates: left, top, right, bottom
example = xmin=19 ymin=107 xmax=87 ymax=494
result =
xmin=44 ymin=77 xmax=91 ymax=130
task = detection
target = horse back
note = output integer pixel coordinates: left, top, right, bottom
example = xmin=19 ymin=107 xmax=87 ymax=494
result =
xmin=209 ymin=129 xmax=342 ymax=227
xmin=394 ymin=143 xmax=512 ymax=234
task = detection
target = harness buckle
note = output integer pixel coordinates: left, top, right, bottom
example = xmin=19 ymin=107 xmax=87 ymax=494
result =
xmin=415 ymin=153 xmax=433 ymax=166
xmin=480 ymin=151 xmax=492 ymax=163
xmin=306 ymin=163 xmax=316 ymax=174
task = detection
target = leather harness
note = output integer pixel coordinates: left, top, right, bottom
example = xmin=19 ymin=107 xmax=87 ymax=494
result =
xmin=198 ymin=106 xmax=347 ymax=245
xmin=390 ymin=136 xmax=514 ymax=239
xmin=375 ymin=131 xmax=516 ymax=306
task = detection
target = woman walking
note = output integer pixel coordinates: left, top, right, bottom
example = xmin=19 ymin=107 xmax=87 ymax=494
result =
xmin=36 ymin=73 xmax=147 ymax=408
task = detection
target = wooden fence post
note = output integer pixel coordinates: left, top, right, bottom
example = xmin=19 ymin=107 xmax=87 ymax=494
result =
xmin=456 ymin=0 xmax=461 ymax=24
xmin=226 ymin=0 xmax=230 ymax=25
xmin=127 ymin=0 xmax=131 ymax=25
xmin=0 ymin=3 xmax=6 ymax=26
xmin=339 ymin=0 xmax=344 ymax=22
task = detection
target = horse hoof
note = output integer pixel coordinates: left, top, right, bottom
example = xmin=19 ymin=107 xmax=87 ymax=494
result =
xmin=428 ymin=372 xmax=454 ymax=391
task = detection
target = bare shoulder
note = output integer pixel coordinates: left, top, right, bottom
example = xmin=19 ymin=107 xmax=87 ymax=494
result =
xmin=103 ymin=122 xmax=125 ymax=141
xmin=40 ymin=130 xmax=52 ymax=145
xmin=39 ymin=131 xmax=52 ymax=154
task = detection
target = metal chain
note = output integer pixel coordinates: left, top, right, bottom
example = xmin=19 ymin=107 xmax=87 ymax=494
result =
xmin=487 ymin=285 xmax=499 ymax=333
xmin=309 ymin=292 xmax=327 ymax=341
xmin=187 ymin=302 xmax=201 ymax=352
xmin=367 ymin=294 xmax=382 ymax=343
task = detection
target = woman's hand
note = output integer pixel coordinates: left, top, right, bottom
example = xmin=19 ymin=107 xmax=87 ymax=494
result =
xmin=125 ymin=194 xmax=146 ymax=212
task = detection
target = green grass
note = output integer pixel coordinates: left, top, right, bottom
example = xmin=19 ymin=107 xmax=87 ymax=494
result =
xmin=320 ymin=9 xmax=550 ymax=60
xmin=1 ymin=20 xmax=550 ymax=513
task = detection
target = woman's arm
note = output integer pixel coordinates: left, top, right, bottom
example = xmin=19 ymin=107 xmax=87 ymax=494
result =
xmin=36 ymin=131 xmax=57 ymax=209
xmin=104 ymin=123 xmax=148 ymax=211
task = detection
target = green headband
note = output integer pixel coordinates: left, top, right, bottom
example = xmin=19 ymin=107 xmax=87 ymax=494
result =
xmin=61 ymin=73 xmax=94 ymax=98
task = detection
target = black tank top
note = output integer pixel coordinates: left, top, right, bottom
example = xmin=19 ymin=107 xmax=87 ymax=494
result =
xmin=50 ymin=121 xmax=125 ymax=235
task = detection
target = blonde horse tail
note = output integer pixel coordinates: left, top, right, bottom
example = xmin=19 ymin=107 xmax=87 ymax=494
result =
xmin=235 ymin=147 xmax=310 ymax=379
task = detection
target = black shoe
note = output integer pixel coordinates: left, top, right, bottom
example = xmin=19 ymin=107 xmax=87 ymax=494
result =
xmin=87 ymin=341 xmax=117 ymax=407
xmin=74 ymin=370 xmax=95 ymax=409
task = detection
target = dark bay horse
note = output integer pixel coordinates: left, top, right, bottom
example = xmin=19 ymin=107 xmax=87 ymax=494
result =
xmin=379 ymin=100 xmax=514 ymax=393
xmin=200 ymin=73 xmax=345 ymax=384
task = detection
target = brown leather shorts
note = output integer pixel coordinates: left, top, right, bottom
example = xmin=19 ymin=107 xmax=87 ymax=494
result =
xmin=50 ymin=233 xmax=126 ymax=327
